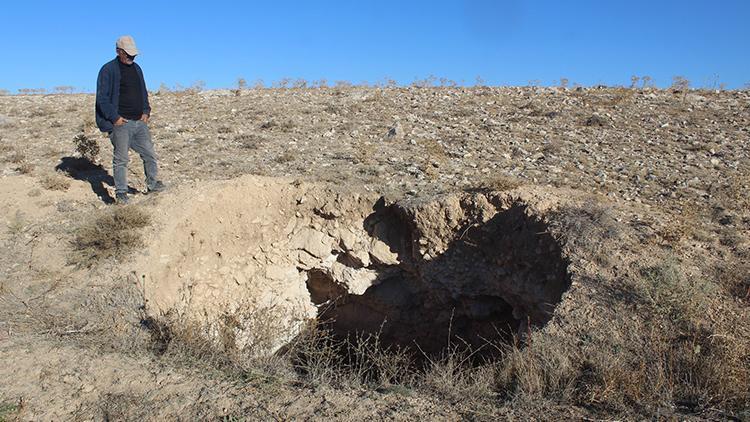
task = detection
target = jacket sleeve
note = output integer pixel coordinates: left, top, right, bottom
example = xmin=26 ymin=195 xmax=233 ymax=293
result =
xmin=96 ymin=65 xmax=119 ymax=122
xmin=138 ymin=65 xmax=151 ymax=116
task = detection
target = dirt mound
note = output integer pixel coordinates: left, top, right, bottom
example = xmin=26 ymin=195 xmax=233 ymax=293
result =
xmin=138 ymin=176 xmax=572 ymax=356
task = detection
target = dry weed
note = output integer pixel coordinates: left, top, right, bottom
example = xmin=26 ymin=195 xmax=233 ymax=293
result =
xmin=15 ymin=162 xmax=33 ymax=175
xmin=6 ymin=210 xmax=26 ymax=238
xmin=71 ymin=206 xmax=151 ymax=266
xmin=549 ymin=201 xmax=621 ymax=265
xmin=713 ymin=261 xmax=750 ymax=302
xmin=8 ymin=151 xmax=25 ymax=164
xmin=478 ymin=174 xmax=522 ymax=192
xmin=39 ymin=172 xmax=71 ymax=191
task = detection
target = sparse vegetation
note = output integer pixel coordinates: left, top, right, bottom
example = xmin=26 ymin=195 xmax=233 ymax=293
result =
xmin=478 ymin=174 xmax=522 ymax=191
xmin=274 ymin=151 xmax=295 ymax=163
xmin=15 ymin=162 xmax=33 ymax=175
xmin=73 ymin=132 xmax=100 ymax=162
xmin=39 ymin=172 xmax=71 ymax=191
xmin=671 ymin=75 xmax=691 ymax=92
xmin=0 ymin=400 xmax=21 ymax=421
xmin=550 ymin=201 xmax=621 ymax=265
xmin=6 ymin=210 xmax=26 ymax=238
xmin=71 ymin=206 xmax=151 ymax=266
xmin=1 ymin=85 xmax=749 ymax=420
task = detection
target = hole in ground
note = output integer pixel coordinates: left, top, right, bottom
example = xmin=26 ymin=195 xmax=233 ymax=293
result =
xmin=305 ymin=204 xmax=571 ymax=360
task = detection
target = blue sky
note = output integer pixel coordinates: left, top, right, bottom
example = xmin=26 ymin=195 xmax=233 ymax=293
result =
xmin=1 ymin=0 xmax=748 ymax=93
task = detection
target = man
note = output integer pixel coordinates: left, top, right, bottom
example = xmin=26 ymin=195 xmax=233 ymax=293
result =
xmin=95 ymin=35 xmax=165 ymax=204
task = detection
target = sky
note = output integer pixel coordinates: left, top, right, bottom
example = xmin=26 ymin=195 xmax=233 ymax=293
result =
xmin=1 ymin=0 xmax=749 ymax=93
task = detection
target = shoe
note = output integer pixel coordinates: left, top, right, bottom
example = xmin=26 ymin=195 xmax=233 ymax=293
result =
xmin=115 ymin=193 xmax=129 ymax=204
xmin=147 ymin=181 xmax=166 ymax=194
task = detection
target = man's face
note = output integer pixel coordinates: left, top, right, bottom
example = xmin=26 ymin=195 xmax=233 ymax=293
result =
xmin=116 ymin=48 xmax=136 ymax=65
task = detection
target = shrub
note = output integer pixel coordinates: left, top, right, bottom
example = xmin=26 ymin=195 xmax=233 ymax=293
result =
xmin=671 ymin=76 xmax=691 ymax=92
xmin=477 ymin=175 xmax=522 ymax=192
xmin=549 ymin=201 xmax=621 ymax=265
xmin=40 ymin=172 xmax=71 ymax=191
xmin=73 ymin=132 xmax=100 ymax=162
xmin=71 ymin=206 xmax=151 ymax=266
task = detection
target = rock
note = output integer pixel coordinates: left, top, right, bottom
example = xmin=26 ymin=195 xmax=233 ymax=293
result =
xmin=386 ymin=121 xmax=404 ymax=139
xmin=330 ymin=261 xmax=378 ymax=295
xmin=369 ymin=238 xmax=399 ymax=265
xmin=290 ymin=228 xmax=335 ymax=258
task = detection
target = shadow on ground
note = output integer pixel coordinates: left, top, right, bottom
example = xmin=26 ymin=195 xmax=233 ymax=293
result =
xmin=55 ymin=157 xmax=116 ymax=204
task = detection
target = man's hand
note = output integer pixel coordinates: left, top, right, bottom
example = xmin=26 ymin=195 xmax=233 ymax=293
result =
xmin=114 ymin=117 xmax=128 ymax=126
xmin=140 ymin=114 xmax=149 ymax=124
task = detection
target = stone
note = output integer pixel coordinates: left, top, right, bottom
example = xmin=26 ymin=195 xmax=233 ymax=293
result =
xmin=290 ymin=227 xmax=335 ymax=258
xmin=369 ymin=238 xmax=399 ymax=265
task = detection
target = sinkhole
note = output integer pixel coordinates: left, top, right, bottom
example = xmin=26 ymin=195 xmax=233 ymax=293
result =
xmin=304 ymin=203 xmax=571 ymax=358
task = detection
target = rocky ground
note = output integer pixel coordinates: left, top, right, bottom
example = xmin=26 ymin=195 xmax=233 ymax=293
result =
xmin=0 ymin=86 xmax=748 ymax=420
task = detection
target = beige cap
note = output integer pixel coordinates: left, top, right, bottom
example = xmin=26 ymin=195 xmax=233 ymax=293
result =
xmin=116 ymin=35 xmax=139 ymax=56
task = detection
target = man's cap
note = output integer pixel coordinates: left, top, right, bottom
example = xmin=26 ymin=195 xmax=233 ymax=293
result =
xmin=116 ymin=35 xmax=139 ymax=56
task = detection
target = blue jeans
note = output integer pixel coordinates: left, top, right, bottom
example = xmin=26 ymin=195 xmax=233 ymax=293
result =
xmin=109 ymin=120 xmax=159 ymax=195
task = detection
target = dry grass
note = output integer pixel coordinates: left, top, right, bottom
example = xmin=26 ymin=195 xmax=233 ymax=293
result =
xmin=8 ymin=151 xmax=25 ymax=164
xmin=234 ymin=134 xmax=266 ymax=150
xmin=39 ymin=172 xmax=71 ymax=191
xmin=713 ymin=261 xmax=750 ymax=302
xmin=549 ymin=200 xmax=621 ymax=265
xmin=71 ymin=206 xmax=151 ymax=267
xmin=6 ymin=210 xmax=26 ymax=239
xmin=274 ymin=152 xmax=295 ymax=163
xmin=15 ymin=162 xmax=33 ymax=175
xmin=478 ymin=174 xmax=523 ymax=192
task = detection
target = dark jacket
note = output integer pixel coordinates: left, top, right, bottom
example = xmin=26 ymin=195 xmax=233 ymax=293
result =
xmin=95 ymin=58 xmax=151 ymax=133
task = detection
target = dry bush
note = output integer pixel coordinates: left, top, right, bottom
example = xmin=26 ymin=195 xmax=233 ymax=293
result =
xmin=419 ymin=343 xmax=498 ymax=406
xmin=583 ymin=114 xmax=608 ymax=127
xmin=71 ymin=206 xmax=151 ymax=266
xmin=73 ymin=132 xmax=99 ymax=162
xmin=142 ymin=303 xmax=303 ymax=384
xmin=549 ymin=201 xmax=621 ymax=265
xmin=9 ymin=151 xmax=25 ymax=164
xmin=290 ymin=323 xmax=417 ymax=389
xmin=713 ymin=261 xmax=750 ymax=302
xmin=496 ymin=258 xmax=748 ymax=415
xmin=40 ymin=172 xmax=71 ymax=191
xmin=15 ymin=162 xmax=33 ymax=175
xmin=477 ymin=174 xmax=522 ymax=192
xmin=6 ymin=210 xmax=26 ymax=238
xmin=27 ymin=108 xmax=51 ymax=118
xmin=234 ymin=134 xmax=265 ymax=150
xmin=274 ymin=152 xmax=295 ymax=163
xmin=495 ymin=333 xmax=578 ymax=403
xmin=638 ymin=259 xmax=715 ymax=325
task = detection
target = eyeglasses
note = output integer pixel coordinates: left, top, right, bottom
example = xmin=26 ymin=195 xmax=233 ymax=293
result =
xmin=118 ymin=49 xmax=137 ymax=60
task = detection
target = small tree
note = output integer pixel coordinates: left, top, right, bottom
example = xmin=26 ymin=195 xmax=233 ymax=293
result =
xmin=189 ymin=80 xmax=206 ymax=92
xmin=54 ymin=86 xmax=75 ymax=94
xmin=671 ymin=76 xmax=690 ymax=92
xmin=630 ymin=75 xmax=640 ymax=89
